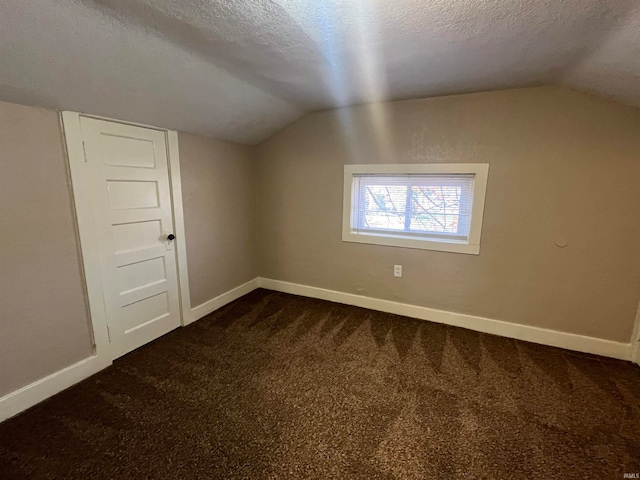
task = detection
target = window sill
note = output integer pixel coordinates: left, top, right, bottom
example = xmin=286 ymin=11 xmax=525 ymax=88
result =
xmin=342 ymin=231 xmax=480 ymax=255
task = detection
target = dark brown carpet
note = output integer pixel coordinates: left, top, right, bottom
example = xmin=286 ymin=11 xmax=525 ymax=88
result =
xmin=1 ymin=289 xmax=639 ymax=479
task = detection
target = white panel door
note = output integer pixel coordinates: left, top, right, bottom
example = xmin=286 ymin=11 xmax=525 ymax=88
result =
xmin=81 ymin=117 xmax=181 ymax=358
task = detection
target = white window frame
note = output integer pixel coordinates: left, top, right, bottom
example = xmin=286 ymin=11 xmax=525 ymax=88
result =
xmin=342 ymin=163 xmax=489 ymax=255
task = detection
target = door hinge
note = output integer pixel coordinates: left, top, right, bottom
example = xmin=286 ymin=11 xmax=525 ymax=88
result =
xmin=106 ymin=324 xmax=111 ymax=342
xmin=82 ymin=141 xmax=88 ymax=162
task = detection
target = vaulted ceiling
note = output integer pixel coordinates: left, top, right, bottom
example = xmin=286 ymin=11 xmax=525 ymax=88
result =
xmin=1 ymin=0 xmax=638 ymax=144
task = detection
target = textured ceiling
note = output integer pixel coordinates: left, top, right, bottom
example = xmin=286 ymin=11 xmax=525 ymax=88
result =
xmin=1 ymin=0 xmax=638 ymax=144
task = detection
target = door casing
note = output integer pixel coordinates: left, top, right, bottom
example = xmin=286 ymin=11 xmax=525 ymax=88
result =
xmin=62 ymin=112 xmax=192 ymax=363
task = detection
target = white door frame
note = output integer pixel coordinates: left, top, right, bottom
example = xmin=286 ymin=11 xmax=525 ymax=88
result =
xmin=61 ymin=112 xmax=192 ymax=363
xmin=632 ymin=299 xmax=640 ymax=366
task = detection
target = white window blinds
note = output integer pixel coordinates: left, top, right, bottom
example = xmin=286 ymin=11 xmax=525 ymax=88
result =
xmin=350 ymin=174 xmax=475 ymax=242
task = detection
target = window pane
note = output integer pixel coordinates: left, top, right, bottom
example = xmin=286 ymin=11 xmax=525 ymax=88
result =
xmin=410 ymin=214 xmax=460 ymax=233
xmin=360 ymin=184 xmax=407 ymax=230
xmin=410 ymin=185 xmax=462 ymax=234
xmin=352 ymin=174 xmax=475 ymax=240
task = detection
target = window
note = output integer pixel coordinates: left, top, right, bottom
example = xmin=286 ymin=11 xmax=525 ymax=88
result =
xmin=342 ymin=164 xmax=489 ymax=254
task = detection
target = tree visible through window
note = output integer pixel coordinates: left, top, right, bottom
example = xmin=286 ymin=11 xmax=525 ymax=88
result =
xmin=362 ymin=184 xmax=464 ymax=233
xmin=354 ymin=175 xmax=473 ymax=240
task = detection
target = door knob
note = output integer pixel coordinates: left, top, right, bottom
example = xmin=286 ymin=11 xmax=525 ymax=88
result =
xmin=167 ymin=234 xmax=175 ymax=241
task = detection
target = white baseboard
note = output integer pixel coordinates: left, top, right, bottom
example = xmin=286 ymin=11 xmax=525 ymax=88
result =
xmin=2 ymin=277 xmax=632 ymax=424
xmin=189 ymin=278 xmax=260 ymax=324
xmin=0 ymin=354 xmax=111 ymax=423
xmin=631 ymin=300 xmax=640 ymax=366
xmin=0 ymin=279 xmax=261 ymax=423
xmin=258 ymin=278 xmax=633 ymax=361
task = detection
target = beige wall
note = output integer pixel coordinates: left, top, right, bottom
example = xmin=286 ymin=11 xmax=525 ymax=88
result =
xmin=256 ymin=86 xmax=640 ymax=343
xmin=178 ymin=133 xmax=258 ymax=308
xmin=0 ymin=101 xmax=258 ymax=398
xmin=0 ymin=101 xmax=94 ymax=397
xmin=2 ymin=87 xmax=639 ymax=401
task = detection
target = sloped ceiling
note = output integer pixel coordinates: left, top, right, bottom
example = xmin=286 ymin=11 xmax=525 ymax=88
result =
xmin=1 ymin=0 xmax=638 ymax=144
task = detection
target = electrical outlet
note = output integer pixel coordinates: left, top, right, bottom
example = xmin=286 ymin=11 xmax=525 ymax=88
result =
xmin=394 ymin=265 xmax=402 ymax=277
